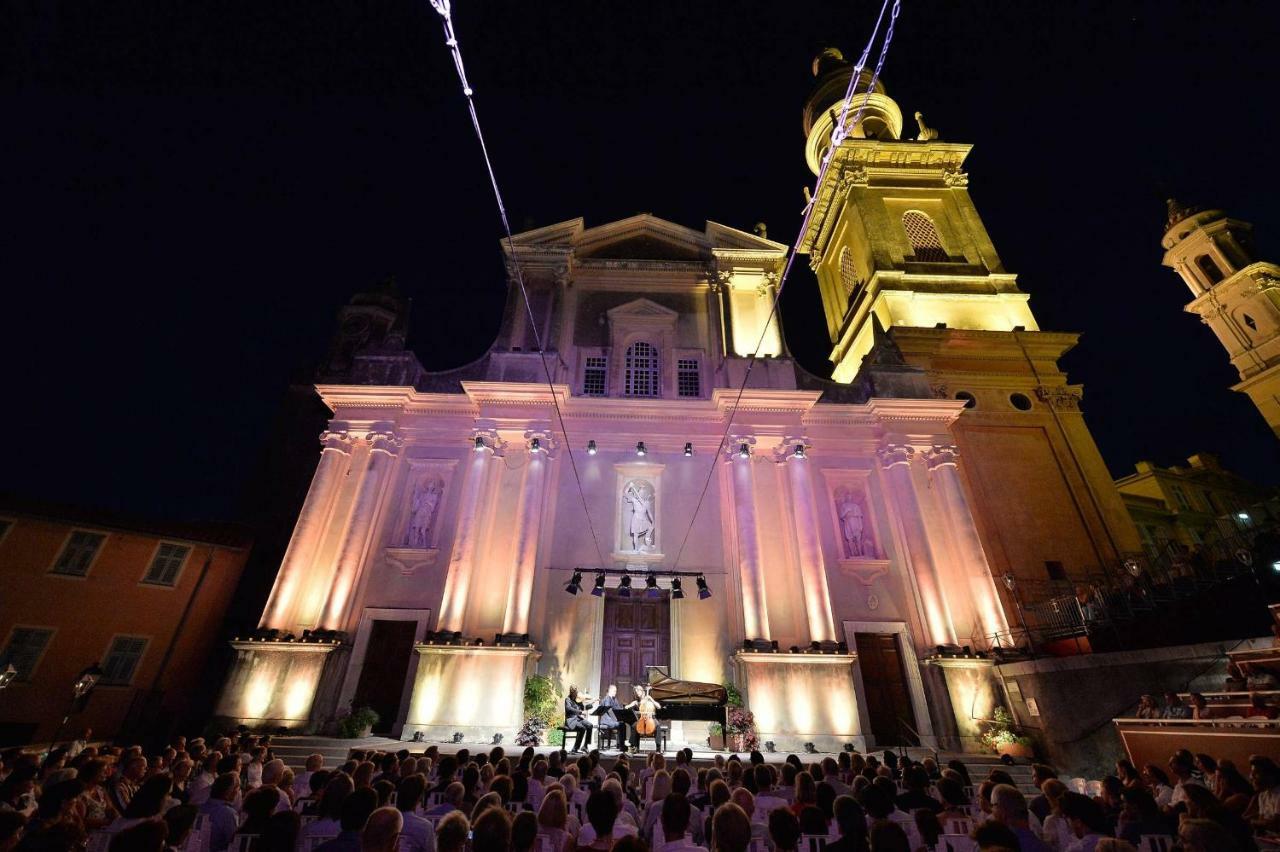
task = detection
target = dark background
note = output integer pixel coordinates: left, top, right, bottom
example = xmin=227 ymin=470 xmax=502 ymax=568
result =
xmin=4 ymin=0 xmax=1279 ymax=523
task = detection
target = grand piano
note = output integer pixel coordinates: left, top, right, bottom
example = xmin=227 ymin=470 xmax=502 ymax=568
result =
xmin=647 ymin=666 xmax=729 ymax=750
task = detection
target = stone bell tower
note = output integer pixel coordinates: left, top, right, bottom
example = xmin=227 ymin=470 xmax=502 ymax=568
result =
xmin=1162 ymin=199 xmax=1280 ymax=438
xmin=797 ymin=48 xmax=1142 ymax=597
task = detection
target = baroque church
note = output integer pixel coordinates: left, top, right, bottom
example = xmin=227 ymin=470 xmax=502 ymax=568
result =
xmin=216 ymin=49 xmax=1144 ymax=752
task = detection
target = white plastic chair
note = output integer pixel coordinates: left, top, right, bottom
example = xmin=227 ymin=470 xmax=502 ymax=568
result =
xmin=1139 ymin=836 xmax=1175 ymax=852
xmin=801 ymin=834 xmax=840 ymax=852
xmin=937 ymin=836 xmax=978 ymax=852
xmin=943 ymin=817 xmax=973 ymax=837
xmin=1068 ymin=777 xmax=1087 ymax=794
xmin=1085 ymin=780 xmax=1103 ymax=798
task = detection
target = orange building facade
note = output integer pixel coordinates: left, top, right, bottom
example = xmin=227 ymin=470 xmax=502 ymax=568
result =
xmin=0 ymin=499 xmax=250 ymax=746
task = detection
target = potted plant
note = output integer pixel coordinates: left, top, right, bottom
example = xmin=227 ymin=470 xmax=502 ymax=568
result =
xmin=707 ymin=722 xmax=726 ymax=751
xmin=708 ymin=681 xmax=745 ymax=750
xmin=336 ymin=705 xmax=380 ymax=738
xmin=727 ymin=707 xmax=759 ymax=753
xmin=517 ymin=674 xmax=561 ymax=747
xmin=980 ymin=706 xmax=1034 ymax=759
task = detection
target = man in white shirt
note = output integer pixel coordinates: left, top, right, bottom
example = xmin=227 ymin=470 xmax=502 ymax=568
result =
xmin=293 ymin=754 xmax=324 ymax=801
xmin=1167 ymin=754 xmax=1206 ymax=811
xmin=752 ymin=765 xmax=788 ymax=824
xmin=198 ymin=773 xmax=241 ymax=852
xmin=654 ymin=794 xmax=707 ymax=852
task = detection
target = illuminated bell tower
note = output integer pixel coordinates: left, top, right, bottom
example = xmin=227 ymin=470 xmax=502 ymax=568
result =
xmin=798 ymin=48 xmax=1142 ymax=592
xmin=1162 ymin=200 xmax=1280 ymax=438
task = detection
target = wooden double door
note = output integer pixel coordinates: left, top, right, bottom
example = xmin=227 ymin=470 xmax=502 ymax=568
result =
xmin=600 ymin=592 xmax=670 ymax=695
xmin=854 ymin=631 xmax=919 ymax=746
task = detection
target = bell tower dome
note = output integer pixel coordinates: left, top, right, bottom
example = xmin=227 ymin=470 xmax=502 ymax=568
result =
xmin=801 ymin=48 xmax=904 ymax=175
xmin=1162 ymin=199 xmax=1280 ymax=437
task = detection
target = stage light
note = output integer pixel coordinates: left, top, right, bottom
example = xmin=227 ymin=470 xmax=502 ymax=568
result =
xmin=565 ymin=571 xmax=583 ymax=595
xmin=737 ymin=443 xmax=750 ymax=459
xmin=587 ymin=440 xmax=597 ymax=455
xmin=764 ymin=740 xmax=776 ymax=753
xmin=697 ymin=575 xmax=711 ymax=600
xmin=804 ymin=742 xmax=817 ymax=754
xmin=619 ymin=575 xmax=632 ymax=597
xmin=790 ymin=645 xmax=801 ymax=653
xmin=530 ymin=437 xmax=542 ymax=453
xmin=474 ymin=436 xmax=486 ymax=452
xmin=684 ymin=442 xmax=693 ymax=457
xmin=452 ymin=732 xmax=464 ymax=743
xmin=645 ymin=574 xmax=660 ymax=598
xmin=1272 ymin=561 xmax=1280 ymax=574
xmin=1238 ymin=511 xmax=1251 ymax=521
xmin=810 ymin=641 xmax=821 ymax=652
xmin=794 ymin=443 xmax=806 ymax=459
xmin=671 ymin=578 xmax=684 ymax=599
xmin=591 ymin=573 xmax=606 ymax=597
xmin=636 ymin=441 xmax=647 ymax=456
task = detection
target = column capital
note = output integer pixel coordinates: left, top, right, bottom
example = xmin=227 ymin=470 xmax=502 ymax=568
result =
xmin=1035 ymin=385 xmax=1083 ymax=412
xmin=319 ymin=426 xmax=353 ymax=454
xmin=876 ymin=443 xmax=916 ymax=469
xmin=923 ymin=444 xmax=960 ymax=470
xmin=367 ymin=424 xmax=403 ymax=456
xmin=775 ymin=436 xmax=811 ymax=463
xmin=723 ymin=435 xmax=757 ymax=462
xmin=523 ymin=430 xmax=557 ymax=459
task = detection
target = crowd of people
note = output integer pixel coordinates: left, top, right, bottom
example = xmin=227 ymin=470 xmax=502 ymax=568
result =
xmin=2 ymin=732 xmax=1279 ymax=852
xmin=1131 ymin=691 xmax=1280 ymax=720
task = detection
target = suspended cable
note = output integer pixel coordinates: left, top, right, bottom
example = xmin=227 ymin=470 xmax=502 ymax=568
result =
xmin=425 ymin=0 xmax=611 ymax=573
xmin=668 ymin=0 xmax=903 ymax=572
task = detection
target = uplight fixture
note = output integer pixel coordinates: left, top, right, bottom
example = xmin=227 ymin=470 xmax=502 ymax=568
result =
xmin=591 ymin=574 xmax=607 ymax=597
xmin=671 ymin=578 xmax=684 ymax=599
xmin=587 ymin=440 xmax=597 ymax=455
xmin=794 ymin=443 xmax=806 ymax=459
xmin=696 ymin=575 xmax=711 ymax=600
xmin=619 ymin=575 xmax=633 ymax=597
xmin=684 ymin=442 xmax=693 ymax=457
xmin=636 ymin=441 xmax=647 ymax=456
xmin=473 ymin=436 xmax=486 ymax=452
xmin=565 ymin=571 xmax=583 ymax=595
xmin=645 ymin=574 xmax=660 ymax=598
xmin=529 ymin=437 xmax=542 ymax=453
xmin=737 ymin=443 xmax=750 ymax=459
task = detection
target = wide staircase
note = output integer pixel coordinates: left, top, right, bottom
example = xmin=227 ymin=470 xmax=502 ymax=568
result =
xmin=271 ymin=735 xmax=400 ymax=771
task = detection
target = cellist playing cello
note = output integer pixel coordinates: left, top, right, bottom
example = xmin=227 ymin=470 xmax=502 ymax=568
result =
xmin=626 ymin=683 xmax=662 ymax=751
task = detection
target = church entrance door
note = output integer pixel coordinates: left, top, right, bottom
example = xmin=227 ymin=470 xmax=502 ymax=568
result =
xmin=352 ymin=619 xmax=417 ymax=734
xmin=854 ymin=632 xmax=918 ymax=746
xmin=600 ymin=592 xmax=670 ymax=696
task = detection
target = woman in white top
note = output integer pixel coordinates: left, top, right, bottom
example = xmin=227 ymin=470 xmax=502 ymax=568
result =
xmin=1038 ymin=779 xmax=1074 ymax=851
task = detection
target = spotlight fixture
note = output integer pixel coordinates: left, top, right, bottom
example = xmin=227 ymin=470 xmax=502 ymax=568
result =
xmin=764 ymin=741 xmax=776 ymax=753
xmin=794 ymin=443 xmax=806 ymax=459
xmin=1273 ymin=561 xmax=1280 ymax=574
xmin=587 ymin=440 xmax=597 ymax=455
xmin=565 ymin=571 xmax=583 ymax=595
xmin=619 ymin=575 xmax=633 ymax=597
xmin=474 ymin=435 xmax=486 ymax=452
xmin=790 ymin=645 xmax=800 ymax=654
xmin=803 ymin=742 xmax=817 ymax=754
xmin=684 ymin=442 xmax=693 ymax=457
xmin=810 ymin=641 xmax=821 ymax=652
xmin=529 ymin=437 xmax=542 ymax=453
xmin=671 ymin=578 xmax=684 ymax=599
xmin=645 ymin=574 xmax=660 ymax=598
xmin=492 ymin=733 xmax=503 ymax=745
xmin=452 ymin=732 xmax=464 ymax=743
xmin=412 ymin=731 xmax=424 ymax=742
xmin=591 ymin=573 xmax=606 ymax=597
xmin=843 ymin=743 xmax=856 ymax=753
xmin=696 ymin=575 xmax=711 ymax=600
xmin=737 ymin=442 xmax=750 ymax=459
xmin=636 ymin=441 xmax=647 ymax=456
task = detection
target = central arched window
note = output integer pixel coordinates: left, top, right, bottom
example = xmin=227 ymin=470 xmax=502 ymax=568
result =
xmin=624 ymin=341 xmax=660 ymax=398
xmin=902 ymin=210 xmax=949 ymax=262
xmin=1196 ymin=254 xmax=1224 ymax=285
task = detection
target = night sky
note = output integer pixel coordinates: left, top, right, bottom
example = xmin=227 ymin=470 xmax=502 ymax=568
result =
xmin=4 ymin=0 xmax=1279 ymax=523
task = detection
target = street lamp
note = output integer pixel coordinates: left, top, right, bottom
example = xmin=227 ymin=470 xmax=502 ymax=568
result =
xmin=51 ymin=662 xmax=103 ymax=749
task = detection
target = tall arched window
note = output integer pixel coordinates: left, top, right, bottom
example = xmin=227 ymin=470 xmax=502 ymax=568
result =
xmin=1196 ymin=254 xmax=1224 ymax=285
xmin=902 ymin=211 xmax=949 ymax=262
xmin=624 ymin=341 xmax=660 ymax=398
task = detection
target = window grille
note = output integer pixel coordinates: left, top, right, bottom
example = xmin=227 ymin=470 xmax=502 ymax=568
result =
xmin=677 ymin=359 xmax=701 ymax=397
xmin=582 ymin=356 xmax=607 ymax=396
xmin=51 ymin=531 xmax=106 ymax=576
xmin=624 ymin=342 xmax=660 ymax=398
xmin=0 ymin=627 xmax=54 ymax=681
xmin=102 ymin=636 xmax=148 ymax=685
xmin=143 ymin=543 xmax=190 ymax=586
xmin=902 ymin=211 xmax=949 ymax=262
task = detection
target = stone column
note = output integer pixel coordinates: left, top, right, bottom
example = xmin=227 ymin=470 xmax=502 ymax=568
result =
xmin=503 ymin=438 xmax=551 ymax=636
xmin=260 ymin=426 xmax=352 ymax=629
xmin=730 ymin=445 xmax=770 ymax=641
xmin=878 ymin=443 xmax=957 ymax=647
xmin=783 ymin=444 xmax=836 ymax=643
xmin=318 ymin=425 xmax=402 ymax=630
xmin=924 ymin=445 xmax=1010 ymax=641
xmin=437 ymin=439 xmax=494 ymax=633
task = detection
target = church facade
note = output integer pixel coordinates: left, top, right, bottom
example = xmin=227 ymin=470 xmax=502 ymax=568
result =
xmin=216 ymin=51 xmax=1142 ymax=752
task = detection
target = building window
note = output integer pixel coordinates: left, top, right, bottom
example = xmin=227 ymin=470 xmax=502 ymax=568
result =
xmin=1244 ymin=314 xmax=1258 ymax=332
xmin=677 ymin=359 xmax=701 ymax=398
xmin=0 ymin=627 xmax=54 ymax=682
xmin=624 ymin=341 xmax=660 ymax=398
xmin=143 ymin=543 xmax=190 ymax=586
xmin=1171 ymin=485 xmax=1191 ymax=511
xmin=839 ymin=247 xmax=863 ymax=301
xmin=101 ymin=636 xmax=148 ymax=686
xmin=902 ymin=211 xmax=949 ymax=263
xmin=1009 ymin=392 xmax=1033 ymax=411
xmin=51 ymin=531 xmax=106 ymax=577
xmin=582 ymin=356 xmax=607 ymax=397
xmin=955 ymin=391 xmax=977 ymax=409
xmin=1196 ymin=254 xmax=1224 ymax=285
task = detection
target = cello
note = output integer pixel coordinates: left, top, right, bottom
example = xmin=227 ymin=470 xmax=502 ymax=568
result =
xmin=632 ymin=685 xmax=660 ymax=736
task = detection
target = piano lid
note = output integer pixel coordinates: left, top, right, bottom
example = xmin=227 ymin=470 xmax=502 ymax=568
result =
xmin=646 ymin=666 xmax=728 ymax=705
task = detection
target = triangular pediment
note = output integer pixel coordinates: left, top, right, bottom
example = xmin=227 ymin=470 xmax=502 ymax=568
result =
xmin=576 ymin=214 xmax=710 ymax=262
xmin=606 ymin=298 xmax=680 ymax=322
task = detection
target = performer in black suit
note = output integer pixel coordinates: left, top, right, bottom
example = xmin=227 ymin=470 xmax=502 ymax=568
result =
xmin=563 ymin=686 xmax=594 ymax=754
xmin=596 ymin=684 xmax=628 ymax=753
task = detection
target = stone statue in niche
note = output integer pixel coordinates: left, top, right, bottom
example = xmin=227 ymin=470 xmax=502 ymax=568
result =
xmin=404 ymin=476 xmax=444 ymax=549
xmin=622 ymin=479 xmax=656 ymax=552
xmin=835 ymin=487 xmax=869 ymax=558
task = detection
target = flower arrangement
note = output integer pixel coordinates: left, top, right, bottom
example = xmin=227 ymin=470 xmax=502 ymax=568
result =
xmin=515 ymin=716 xmax=546 ymax=747
xmin=335 ymin=705 xmax=380 ymax=738
xmin=516 ymin=673 xmax=562 ymax=747
xmin=979 ymin=706 xmax=1033 ymax=755
xmin=727 ymin=706 xmax=759 ymax=752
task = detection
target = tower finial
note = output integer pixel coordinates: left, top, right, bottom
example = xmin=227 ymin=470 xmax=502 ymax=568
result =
xmin=1165 ymin=197 xmax=1201 ymax=231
